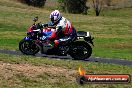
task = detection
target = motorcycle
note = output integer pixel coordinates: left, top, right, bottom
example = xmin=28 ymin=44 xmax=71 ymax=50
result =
xmin=19 ymin=17 xmax=94 ymax=60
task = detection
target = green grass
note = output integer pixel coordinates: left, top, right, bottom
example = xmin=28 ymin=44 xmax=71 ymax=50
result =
xmin=101 ymin=8 xmax=132 ymax=18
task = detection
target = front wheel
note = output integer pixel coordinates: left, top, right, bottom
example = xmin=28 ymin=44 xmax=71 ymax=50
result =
xmin=69 ymin=41 xmax=92 ymax=60
xmin=19 ymin=39 xmax=39 ymax=55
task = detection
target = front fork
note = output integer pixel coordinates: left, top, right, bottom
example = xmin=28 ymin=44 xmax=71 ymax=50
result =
xmin=33 ymin=40 xmax=43 ymax=53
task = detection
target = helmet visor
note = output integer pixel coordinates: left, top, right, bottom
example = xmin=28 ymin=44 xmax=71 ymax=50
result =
xmin=50 ymin=15 xmax=54 ymax=23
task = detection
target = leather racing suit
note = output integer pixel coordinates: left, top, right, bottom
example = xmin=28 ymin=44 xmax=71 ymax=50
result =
xmin=42 ymin=17 xmax=77 ymax=46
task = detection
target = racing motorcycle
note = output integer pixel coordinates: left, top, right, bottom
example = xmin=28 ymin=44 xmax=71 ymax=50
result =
xmin=19 ymin=17 xmax=94 ymax=60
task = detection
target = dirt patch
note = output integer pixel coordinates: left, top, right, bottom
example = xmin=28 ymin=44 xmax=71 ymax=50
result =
xmin=0 ymin=61 xmax=77 ymax=81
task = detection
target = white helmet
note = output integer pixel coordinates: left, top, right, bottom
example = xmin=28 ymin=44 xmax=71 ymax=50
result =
xmin=50 ymin=10 xmax=62 ymax=23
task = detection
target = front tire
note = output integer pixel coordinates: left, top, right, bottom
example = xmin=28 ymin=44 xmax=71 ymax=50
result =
xmin=19 ymin=39 xmax=39 ymax=55
xmin=69 ymin=41 xmax=92 ymax=60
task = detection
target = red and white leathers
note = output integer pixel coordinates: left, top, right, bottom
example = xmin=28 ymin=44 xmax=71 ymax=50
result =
xmin=49 ymin=17 xmax=77 ymax=46
xmin=57 ymin=17 xmax=73 ymax=35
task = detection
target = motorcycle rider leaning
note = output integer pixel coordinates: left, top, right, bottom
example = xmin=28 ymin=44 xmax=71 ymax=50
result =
xmin=41 ymin=10 xmax=77 ymax=46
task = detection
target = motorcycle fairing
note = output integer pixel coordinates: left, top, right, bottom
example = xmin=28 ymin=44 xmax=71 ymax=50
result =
xmin=24 ymin=37 xmax=30 ymax=41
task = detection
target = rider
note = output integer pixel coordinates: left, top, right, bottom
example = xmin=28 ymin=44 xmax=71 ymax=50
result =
xmin=41 ymin=10 xmax=77 ymax=46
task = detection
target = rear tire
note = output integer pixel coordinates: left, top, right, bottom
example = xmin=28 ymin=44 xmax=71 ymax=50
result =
xmin=19 ymin=39 xmax=39 ymax=55
xmin=69 ymin=41 xmax=92 ymax=60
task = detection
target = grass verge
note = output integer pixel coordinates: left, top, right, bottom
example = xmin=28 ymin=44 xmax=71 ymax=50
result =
xmin=0 ymin=54 xmax=132 ymax=88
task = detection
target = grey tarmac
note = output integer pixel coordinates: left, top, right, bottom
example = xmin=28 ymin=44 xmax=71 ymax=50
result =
xmin=0 ymin=49 xmax=132 ymax=66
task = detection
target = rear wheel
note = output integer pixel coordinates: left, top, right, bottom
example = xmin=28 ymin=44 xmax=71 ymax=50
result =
xmin=19 ymin=39 xmax=39 ymax=55
xmin=69 ymin=41 xmax=92 ymax=60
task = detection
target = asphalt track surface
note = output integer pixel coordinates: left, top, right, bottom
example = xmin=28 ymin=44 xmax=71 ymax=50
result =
xmin=0 ymin=49 xmax=132 ymax=66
